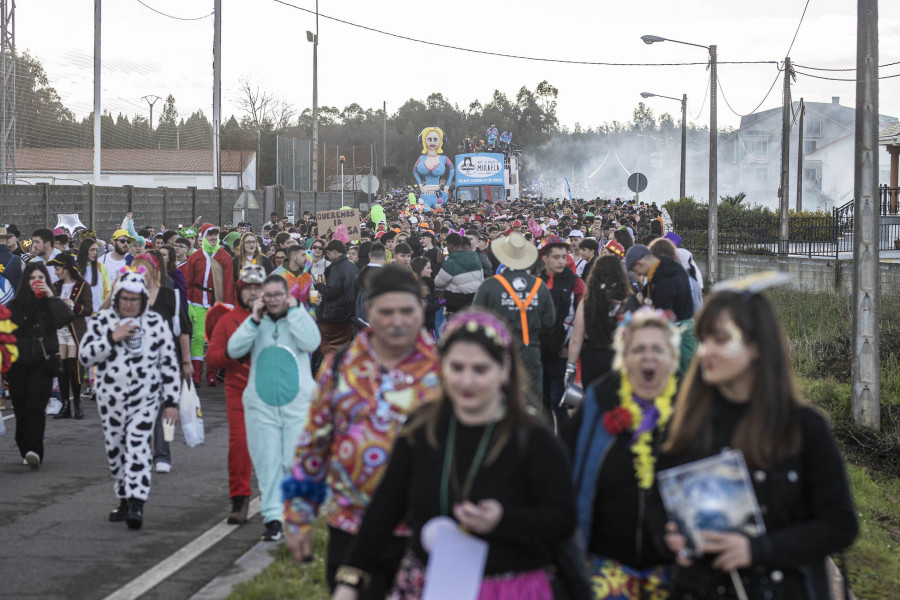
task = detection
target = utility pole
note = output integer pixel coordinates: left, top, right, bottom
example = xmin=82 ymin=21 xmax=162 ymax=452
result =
xmin=382 ymin=101 xmax=387 ymax=182
xmin=308 ymin=0 xmax=319 ymax=194
xmin=212 ymin=0 xmax=221 ymax=188
xmin=93 ymin=0 xmax=101 ymax=185
xmin=852 ymin=0 xmax=880 ymax=431
xmin=680 ymin=93 xmax=687 ymax=200
xmin=796 ymin=98 xmax=805 ymax=212
xmin=141 ymin=95 xmax=160 ymax=131
xmin=708 ymin=44 xmax=718 ymax=283
xmin=779 ymin=57 xmax=792 ymax=256
xmin=1 ymin=0 xmax=16 ymax=184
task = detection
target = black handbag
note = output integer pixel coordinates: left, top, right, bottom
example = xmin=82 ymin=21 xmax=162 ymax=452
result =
xmin=39 ymin=337 xmax=64 ymax=376
xmin=550 ymin=534 xmax=593 ymax=600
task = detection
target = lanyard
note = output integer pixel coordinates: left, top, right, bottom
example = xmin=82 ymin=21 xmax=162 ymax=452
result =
xmin=439 ymin=413 xmax=496 ymax=518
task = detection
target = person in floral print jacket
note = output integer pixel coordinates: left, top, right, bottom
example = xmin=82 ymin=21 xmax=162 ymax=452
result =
xmin=283 ymin=266 xmax=441 ymax=599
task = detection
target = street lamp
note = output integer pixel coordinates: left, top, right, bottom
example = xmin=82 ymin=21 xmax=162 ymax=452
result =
xmin=307 ymin=0 xmax=319 ymax=195
xmin=339 ymin=155 xmax=345 ymax=206
xmin=640 ymin=92 xmax=687 ymax=201
xmin=642 ymin=34 xmax=718 ymax=283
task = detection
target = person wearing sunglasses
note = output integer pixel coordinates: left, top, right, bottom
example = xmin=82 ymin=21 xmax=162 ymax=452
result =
xmin=309 ymin=241 xmax=330 ymax=282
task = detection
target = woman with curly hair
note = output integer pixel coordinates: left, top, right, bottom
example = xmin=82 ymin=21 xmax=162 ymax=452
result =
xmin=564 ymin=308 xmax=682 ymax=599
xmin=566 ymin=255 xmax=636 ymax=390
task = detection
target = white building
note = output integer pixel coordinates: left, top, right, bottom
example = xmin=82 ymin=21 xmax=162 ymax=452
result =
xmin=14 ymin=148 xmax=256 ymax=189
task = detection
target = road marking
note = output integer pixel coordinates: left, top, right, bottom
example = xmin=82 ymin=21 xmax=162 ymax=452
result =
xmin=100 ymin=496 xmax=261 ymax=600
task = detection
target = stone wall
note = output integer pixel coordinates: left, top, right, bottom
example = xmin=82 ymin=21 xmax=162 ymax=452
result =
xmin=692 ymin=252 xmax=900 ymax=294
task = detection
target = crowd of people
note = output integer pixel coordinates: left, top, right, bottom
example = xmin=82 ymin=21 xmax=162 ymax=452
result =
xmin=0 ymin=194 xmax=858 ymax=599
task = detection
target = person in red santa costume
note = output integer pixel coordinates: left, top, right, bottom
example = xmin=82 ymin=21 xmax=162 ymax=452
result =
xmin=180 ymin=223 xmax=234 ymax=386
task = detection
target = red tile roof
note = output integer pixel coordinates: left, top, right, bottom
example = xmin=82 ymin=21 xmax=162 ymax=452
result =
xmin=15 ymin=148 xmax=255 ymax=174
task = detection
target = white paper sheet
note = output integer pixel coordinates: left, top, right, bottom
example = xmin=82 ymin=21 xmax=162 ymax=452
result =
xmin=421 ymin=517 xmax=488 ymax=600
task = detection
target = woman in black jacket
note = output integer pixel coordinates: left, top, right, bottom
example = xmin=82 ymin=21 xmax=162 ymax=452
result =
xmin=8 ymin=262 xmax=74 ymax=468
xmin=661 ymin=288 xmax=857 ymax=600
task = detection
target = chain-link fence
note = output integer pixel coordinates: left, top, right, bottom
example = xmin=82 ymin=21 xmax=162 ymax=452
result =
xmin=276 ymin=135 xmax=311 ymax=191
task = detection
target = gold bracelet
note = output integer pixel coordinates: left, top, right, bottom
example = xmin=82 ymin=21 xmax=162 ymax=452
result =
xmin=334 ymin=566 xmax=370 ymax=590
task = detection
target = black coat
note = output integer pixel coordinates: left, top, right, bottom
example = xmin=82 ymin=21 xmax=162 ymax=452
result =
xmin=317 ymin=254 xmax=357 ymax=323
xmin=660 ymin=396 xmax=858 ymax=600
xmin=10 ymin=295 xmax=74 ymax=365
xmin=645 ymin=255 xmax=694 ymax=320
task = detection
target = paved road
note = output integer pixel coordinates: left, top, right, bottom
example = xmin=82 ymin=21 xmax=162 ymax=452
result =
xmin=0 ymin=385 xmax=265 ymax=600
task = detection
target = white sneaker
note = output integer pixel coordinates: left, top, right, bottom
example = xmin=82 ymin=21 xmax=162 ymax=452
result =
xmin=25 ymin=451 xmax=40 ymax=469
xmin=21 ymin=458 xmax=28 ymax=465
xmin=155 ymin=461 xmax=171 ymax=473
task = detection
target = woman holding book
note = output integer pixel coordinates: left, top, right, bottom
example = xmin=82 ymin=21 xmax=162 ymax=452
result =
xmin=563 ymin=307 xmax=681 ymax=599
xmin=660 ymin=283 xmax=858 ymax=599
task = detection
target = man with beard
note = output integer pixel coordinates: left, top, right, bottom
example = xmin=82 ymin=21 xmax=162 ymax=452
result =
xmin=227 ymin=273 xmax=321 ymax=542
xmin=284 ymin=266 xmax=440 ymax=599
xmin=206 ymin=265 xmax=265 ymax=526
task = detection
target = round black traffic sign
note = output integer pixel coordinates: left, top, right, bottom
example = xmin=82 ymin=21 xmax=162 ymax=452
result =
xmin=627 ymin=172 xmax=648 ymax=193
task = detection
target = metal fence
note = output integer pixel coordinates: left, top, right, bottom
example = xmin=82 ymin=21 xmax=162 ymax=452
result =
xmin=276 ymin=136 xmax=311 ymax=192
xmin=672 ymin=212 xmax=879 ymax=259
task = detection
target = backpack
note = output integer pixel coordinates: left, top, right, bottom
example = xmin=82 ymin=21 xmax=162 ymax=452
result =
xmin=0 ymin=256 xmax=17 ymax=305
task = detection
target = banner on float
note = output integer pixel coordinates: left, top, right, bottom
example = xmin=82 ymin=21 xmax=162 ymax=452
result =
xmin=455 ymin=153 xmax=505 ymax=186
xmin=316 ymin=208 xmax=361 ymax=241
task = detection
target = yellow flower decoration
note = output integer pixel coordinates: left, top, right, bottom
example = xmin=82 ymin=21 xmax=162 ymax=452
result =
xmin=618 ymin=373 xmax=677 ymax=489
xmin=0 ymin=320 xmax=16 ymax=334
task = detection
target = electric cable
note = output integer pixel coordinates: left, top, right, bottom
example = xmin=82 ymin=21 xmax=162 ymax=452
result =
xmin=784 ymin=0 xmax=810 ymax=57
xmin=133 ymin=0 xmax=213 ymax=21
xmin=270 ymin=0 xmax=775 ymax=67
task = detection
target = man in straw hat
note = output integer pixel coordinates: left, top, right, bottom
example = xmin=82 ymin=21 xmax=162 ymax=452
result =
xmin=473 ymin=232 xmax=555 ymax=411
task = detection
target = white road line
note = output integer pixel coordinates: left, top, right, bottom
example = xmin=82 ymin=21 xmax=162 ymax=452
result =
xmin=100 ymin=496 xmax=261 ymax=600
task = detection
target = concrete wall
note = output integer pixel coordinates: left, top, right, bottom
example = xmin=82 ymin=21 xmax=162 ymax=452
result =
xmin=693 ymin=252 xmax=900 ymax=294
xmin=0 ymin=184 xmax=273 ymax=240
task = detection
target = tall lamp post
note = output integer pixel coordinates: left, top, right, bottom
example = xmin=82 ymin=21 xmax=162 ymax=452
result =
xmin=307 ymin=0 xmax=319 ymax=195
xmin=339 ymin=155 xmax=345 ymax=206
xmin=642 ymin=34 xmax=718 ymax=283
xmin=640 ymin=91 xmax=687 ymax=201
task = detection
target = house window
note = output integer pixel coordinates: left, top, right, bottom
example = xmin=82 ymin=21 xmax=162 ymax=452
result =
xmin=803 ymin=140 xmax=817 ymax=153
xmin=744 ymin=136 xmax=768 ymax=158
xmin=755 ymin=167 xmax=768 ymax=182
xmin=803 ymin=167 xmax=821 ymax=191
xmin=805 ymin=119 xmax=822 ymax=137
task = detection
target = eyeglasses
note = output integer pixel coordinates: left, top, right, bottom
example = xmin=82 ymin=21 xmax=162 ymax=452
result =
xmin=311 ymin=246 xmax=324 ymax=251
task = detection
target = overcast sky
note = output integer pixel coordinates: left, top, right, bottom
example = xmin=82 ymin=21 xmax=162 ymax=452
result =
xmin=17 ymin=0 xmax=900 ymax=133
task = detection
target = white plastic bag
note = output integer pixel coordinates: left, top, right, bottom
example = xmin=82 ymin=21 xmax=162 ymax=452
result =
xmin=179 ymin=381 xmax=205 ymax=447
xmin=45 ymin=397 xmax=62 ymax=416
xmin=0 ymin=415 xmax=6 ymax=437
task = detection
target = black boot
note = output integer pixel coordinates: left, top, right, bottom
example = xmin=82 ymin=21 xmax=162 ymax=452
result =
xmin=53 ymin=398 xmax=71 ymax=419
xmin=227 ymin=495 xmax=250 ymax=525
xmin=73 ymin=395 xmax=84 ymax=420
xmin=126 ymin=499 xmax=143 ymax=530
xmin=109 ymin=499 xmax=128 ymax=522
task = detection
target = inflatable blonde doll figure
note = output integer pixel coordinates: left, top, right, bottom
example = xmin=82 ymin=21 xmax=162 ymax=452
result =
xmin=412 ymin=127 xmax=455 ymax=210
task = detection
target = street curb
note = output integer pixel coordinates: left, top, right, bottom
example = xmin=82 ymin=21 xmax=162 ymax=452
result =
xmin=189 ymin=540 xmax=277 ymax=600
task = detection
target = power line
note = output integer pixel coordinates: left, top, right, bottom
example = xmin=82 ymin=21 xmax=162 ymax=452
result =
xmin=794 ymin=69 xmax=900 ymax=82
xmin=793 ymin=60 xmax=900 ymax=72
xmin=784 ymin=0 xmax=810 ymax=57
xmin=717 ymin=66 xmax=784 ymax=118
xmin=270 ymin=0 xmax=775 ymax=67
xmin=691 ymin=71 xmax=711 ymax=121
xmin=133 ymin=0 xmax=213 ymax=21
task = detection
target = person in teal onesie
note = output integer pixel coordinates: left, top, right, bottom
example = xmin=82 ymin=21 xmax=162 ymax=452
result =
xmin=226 ymin=274 xmax=321 ymax=542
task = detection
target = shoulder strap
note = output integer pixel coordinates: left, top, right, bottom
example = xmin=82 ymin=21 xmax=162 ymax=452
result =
xmin=492 ymin=274 xmax=543 ymax=345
